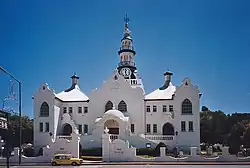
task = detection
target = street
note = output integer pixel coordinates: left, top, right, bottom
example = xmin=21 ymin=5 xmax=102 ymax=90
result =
xmin=0 ymin=165 xmax=250 ymax=168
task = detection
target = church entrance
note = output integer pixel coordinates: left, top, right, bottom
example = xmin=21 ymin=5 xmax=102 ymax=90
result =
xmin=62 ymin=124 xmax=72 ymax=135
xmin=162 ymin=122 xmax=174 ymax=135
xmin=104 ymin=119 xmax=119 ymax=135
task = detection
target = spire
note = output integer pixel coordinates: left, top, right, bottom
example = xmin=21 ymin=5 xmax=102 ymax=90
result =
xmin=123 ymin=14 xmax=132 ymax=40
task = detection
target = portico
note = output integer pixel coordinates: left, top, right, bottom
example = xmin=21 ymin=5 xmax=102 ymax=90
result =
xmin=94 ymin=106 xmax=129 ymax=137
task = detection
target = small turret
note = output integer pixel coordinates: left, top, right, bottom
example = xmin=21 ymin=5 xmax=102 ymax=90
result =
xmin=159 ymin=70 xmax=173 ymax=90
xmin=71 ymin=73 xmax=79 ymax=86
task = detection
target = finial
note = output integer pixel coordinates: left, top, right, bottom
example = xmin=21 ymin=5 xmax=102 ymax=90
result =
xmin=112 ymin=104 xmax=116 ymax=110
xmin=124 ymin=14 xmax=130 ymax=24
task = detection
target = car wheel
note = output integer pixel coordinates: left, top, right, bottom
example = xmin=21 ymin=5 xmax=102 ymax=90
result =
xmin=71 ymin=162 xmax=77 ymax=166
xmin=51 ymin=162 xmax=57 ymax=166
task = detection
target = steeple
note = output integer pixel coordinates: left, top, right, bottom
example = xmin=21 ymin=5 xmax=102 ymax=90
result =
xmin=117 ymin=14 xmax=137 ymax=79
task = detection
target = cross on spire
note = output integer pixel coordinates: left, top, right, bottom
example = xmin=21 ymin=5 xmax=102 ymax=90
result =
xmin=124 ymin=14 xmax=130 ymax=24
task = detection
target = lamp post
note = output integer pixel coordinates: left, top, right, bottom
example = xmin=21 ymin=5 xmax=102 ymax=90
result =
xmin=0 ymin=66 xmax=22 ymax=165
xmin=0 ymin=110 xmax=11 ymax=168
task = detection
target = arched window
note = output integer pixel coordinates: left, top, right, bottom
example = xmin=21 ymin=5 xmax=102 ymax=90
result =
xmin=162 ymin=122 xmax=174 ymax=135
xmin=118 ymin=100 xmax=127 ymax=112
xmin=105 ymin=101 xmax=113 ymax=112
xmin=181 ymin=99 xmax=192 ymax=114
xmin=40 ymin=102 xmax=49 ymax=117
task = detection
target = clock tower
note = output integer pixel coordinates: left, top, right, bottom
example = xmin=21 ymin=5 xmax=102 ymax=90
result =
xmin=117 ymin=15 xmax=137 ymax=79
xmin=117 ymin=15 xmax=145 ymax=93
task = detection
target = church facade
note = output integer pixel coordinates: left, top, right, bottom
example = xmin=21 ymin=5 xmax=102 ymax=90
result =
xmin=33 ymin=18 xmax=201 ymax=152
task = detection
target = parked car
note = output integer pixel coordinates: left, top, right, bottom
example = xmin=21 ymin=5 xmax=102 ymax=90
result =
xmin=51 ymin=153 xmax=83 ymax=166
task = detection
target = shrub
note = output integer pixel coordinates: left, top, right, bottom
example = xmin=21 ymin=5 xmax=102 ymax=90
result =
xmin=136 ymin=148 xmax=155 ymax=156
xmin=81 ymin=148 xmax=102 ymax=156
xmin=23 ymin=147 xmax=34 ymax=157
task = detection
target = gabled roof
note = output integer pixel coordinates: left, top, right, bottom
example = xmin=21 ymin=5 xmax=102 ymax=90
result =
xmin=145 ymin=82 xmax=176 ymax=100
xmin=56 ymin=85 xmax=89 ymax=102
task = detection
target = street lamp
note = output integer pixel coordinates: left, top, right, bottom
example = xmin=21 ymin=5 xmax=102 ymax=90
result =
xmin=0 ymin=66 xmax=22 ymax=165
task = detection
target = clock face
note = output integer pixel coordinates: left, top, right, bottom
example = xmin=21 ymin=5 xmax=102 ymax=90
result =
xmin=120 ymin=68 xmax=131 ymax=78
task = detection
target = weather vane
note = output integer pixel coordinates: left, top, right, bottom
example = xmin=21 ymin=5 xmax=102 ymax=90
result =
xmin=124 ymin=14 xmax=130 ymax=24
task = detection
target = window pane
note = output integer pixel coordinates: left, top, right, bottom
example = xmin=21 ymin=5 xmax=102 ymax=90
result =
xmin=39 ymin=122 xmax=43 ymax=132
xmin=153 ymin=124 xmax=157 ymax=133
xmin=181 ymin=121 xmax=186 ymax=132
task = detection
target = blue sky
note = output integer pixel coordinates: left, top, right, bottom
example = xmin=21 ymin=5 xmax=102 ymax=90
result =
xmin=0 ymin=0 xmax=250 ymax=117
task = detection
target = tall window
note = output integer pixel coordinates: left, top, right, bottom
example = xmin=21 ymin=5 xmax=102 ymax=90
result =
xmin=118 ymin=100 xmax=127 ymax=112
xmin=84 ymin=107 xmax=88 ymax=113
xmin=63 ymin=107 xmax=67 ymax=113
xmin=131 ymin=124 xmax=135 ymax=133
xmin=181 ymin=121 xmax=186 ymax=132
xmin=153 ymin=124 xmax=157 ymax=133
xmin=39 ymin=122 xmax=43 ymax=132
xmin=189 ymin=121 xmax=193 ymax=132
xmin=84 ymin=124 xmax=88 ymax=134
xmin=169 ymin=105 xmax=173 ymax=112
xmin=146 ymin=124 xmax=151 ymax=133
xmin=78 ymin=107 xmax=82 ymax=113
xmin=162 ymin=105 xmax=167 ymax=112
xmin=45 ymin=122 xmax=49 ymax=132
xmin=146 ymin=106 xmax=150 ymax=112
xmin=105 ymin=101 xmax=113 ymax=112
xmin=153 ymin=105 xmax=157 ymax=112
xmin=181 ymin=99 xmax=192 ymax=114
xmin=40 ymin=102 xmax=49 ymax=117
xmin=69 ymin=107 xmax=73 ymax=113
xmin=78 ymin=125 xmax=82 ymax=134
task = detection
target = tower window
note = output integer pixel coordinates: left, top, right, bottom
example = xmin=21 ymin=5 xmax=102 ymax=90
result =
xmin=45 ymin=122 xmax=49 ymax=132
xmin=69 ymin=107 xmax=73 ymax=113
xmin=153 ymin=105 xmax=157 ymax=112
xmin=39 ymin=122 xmax=43 ymax=132
xmin=162 ymin=105 xmax=167 ymax=112
xmin=84 ymin=124 xmax=88 ymax=134
xmin=78 ymin=107 xmax=82 ymax=113
xmin=181 ymin=99 xmax=192 ymax=114
xmin=40 ymin=102 xmax=49 ymax=117
xmin=105 ymin=101 xmax=113 ymax=112
xmin=84 ymin=107 xmax=88 ymax=113
xmin=146 ymin=106 xmax=150 ymax=112
xmin=131 ymin=124 xmax=135 ymax=133
xmin=153 ymin=124 xmax=157 ymax=133
xmin=181 ymin=121 xmax=186 ymax=132
xmin=146 ymin=124 xmax=151 ymax=133
xmin=118 ymin=100 xmax=127 ymax=112
xmin=169 ymin=105 xmax=173 ymax=112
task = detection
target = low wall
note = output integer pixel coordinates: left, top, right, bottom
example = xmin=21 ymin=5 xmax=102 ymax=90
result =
xmin=102 ymin=133 xmax=250 ymax=162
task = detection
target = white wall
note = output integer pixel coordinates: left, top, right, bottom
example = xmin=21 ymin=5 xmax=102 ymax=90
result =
xmin=89 ymin=71 xmax=145 ymax=135
xmin=33 ymin=83 xmax=56 ymax=150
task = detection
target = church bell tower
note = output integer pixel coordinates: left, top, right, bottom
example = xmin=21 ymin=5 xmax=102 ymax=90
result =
xmin=117 ymin=15 xmax=137 ymax=79
xmin=117 ymin=15 xmax=145 ymax=93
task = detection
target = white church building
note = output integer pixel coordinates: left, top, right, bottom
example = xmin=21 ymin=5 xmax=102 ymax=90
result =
xmin=33 ymin=17 xmax=201 ymax=152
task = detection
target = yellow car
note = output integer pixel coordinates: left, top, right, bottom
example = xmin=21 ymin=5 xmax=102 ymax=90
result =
xmin=51 ymin=154 xmax=83 ymax=166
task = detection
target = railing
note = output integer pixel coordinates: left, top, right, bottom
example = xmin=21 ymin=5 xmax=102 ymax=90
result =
xmin=110 ymin=134 xmax=119 ymax=141
xmin=120 ymin=46 xmax=134 ymax=50
xmin=57 ymin=136 xmax=72 ymax=140
xmin=145 ymin=135 xmax=174 ymax=141
xmin=125 ymin=79 xmax=141 ymax=86
xmin=118 ymin=61 xmax=135 ymax=67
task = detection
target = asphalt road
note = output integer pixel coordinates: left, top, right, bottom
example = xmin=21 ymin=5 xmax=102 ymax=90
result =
xmin=1 ymin=165 xmax=250 ymax=168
